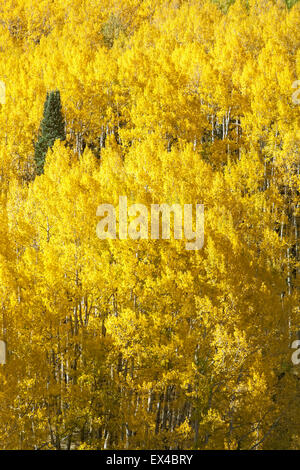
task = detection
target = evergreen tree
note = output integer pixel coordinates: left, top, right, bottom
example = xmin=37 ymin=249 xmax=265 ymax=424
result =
xmin=34 ymin=90 xmax=65 ymax=174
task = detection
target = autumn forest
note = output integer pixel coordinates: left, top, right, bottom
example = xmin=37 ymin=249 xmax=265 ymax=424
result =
xmin=0 ymin=0 xmax=300 ymax=450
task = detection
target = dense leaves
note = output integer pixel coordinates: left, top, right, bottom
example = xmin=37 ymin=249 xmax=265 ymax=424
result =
xmin=0 ymin=0 xmax=299 ymax=450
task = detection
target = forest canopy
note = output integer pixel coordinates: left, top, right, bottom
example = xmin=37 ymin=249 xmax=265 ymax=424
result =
xmin=0 ymin=0 xmax=299 ymax=450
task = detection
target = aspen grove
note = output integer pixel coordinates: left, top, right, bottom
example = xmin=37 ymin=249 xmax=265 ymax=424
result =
xmin=0 ymin=0 xmax=300 ymax=450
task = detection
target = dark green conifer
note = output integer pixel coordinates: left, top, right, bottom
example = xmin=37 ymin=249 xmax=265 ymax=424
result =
xmin=34 ymin=90 xmax=65 ymax=175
